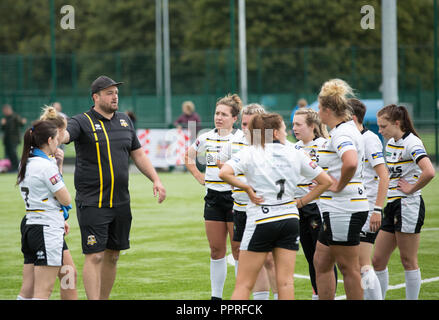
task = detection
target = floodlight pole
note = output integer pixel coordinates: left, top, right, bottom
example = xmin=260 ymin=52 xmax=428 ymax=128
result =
xmin=434 ymin=0 xmax=438 ymax=165
xmin=50 ymin=0 xmax=56 ymax=101
xmin=381 ymin=0 xmax=398 ymax=106
xmin=156 ymin=0 xmax=163 ymax=106
xmin=238 ymin=0 xmax=248 ymax=105
xmin=162 ymin=0 xmax=172 ymax=126
xmin=230 ymin=0 xmax=236 ymax=93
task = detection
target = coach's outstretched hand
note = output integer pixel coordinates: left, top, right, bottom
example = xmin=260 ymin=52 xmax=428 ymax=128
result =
xmin=153 ymin=180 xmax=166 ymax=203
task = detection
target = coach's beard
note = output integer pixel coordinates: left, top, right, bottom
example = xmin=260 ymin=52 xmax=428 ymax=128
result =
xmin=99 ymin=101 xmax=118 ymax=114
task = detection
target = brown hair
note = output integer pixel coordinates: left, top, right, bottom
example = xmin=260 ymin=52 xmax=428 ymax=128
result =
xmin=318 ymin=78 xmax=354 ymax=121
xmin=17 ymin=120 xmax=58 ymax=184
xmin=348 ymin=98 xmax=366 ymax=124
xmin=248 ymin=113 xmax=284 ymax=148
xmin=216 ymin=94 xmax=243 ymax=117
xmin=294 ymin=108 xmax=329 ymax=139
xmin=40 ymin=105 xmax=66 ymax=129
xmin=377 ymin=104 xmax=420 ymax=138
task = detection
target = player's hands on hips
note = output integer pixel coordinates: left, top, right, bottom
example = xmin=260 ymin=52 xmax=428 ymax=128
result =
xmin=327 ymin=174 xmax=339 ymax=192
xmin=153 ymin=180 xmax=166 ymax=203
xmin=397 ymin=178 xmax=414 ymax=194
xmin=246 ymin=188 xmax=264 ymax=205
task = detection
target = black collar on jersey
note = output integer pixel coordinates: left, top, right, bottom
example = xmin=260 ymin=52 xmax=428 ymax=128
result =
xmin=273 ymin=140 xmax=281 ymax=144
xmin=335 ymin=121 xmax=346 ymax=128
xmin=361 ymin=127 xmax=369 ymax=135
xmin=214 ymin=128 xmax=237 ymax=135
xmin=402 ymin=131 xmax=410 ymax=140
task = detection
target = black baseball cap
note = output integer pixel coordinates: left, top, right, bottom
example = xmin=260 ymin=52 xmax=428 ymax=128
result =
xmin=91 ymin=75 xmax=123 ymax=96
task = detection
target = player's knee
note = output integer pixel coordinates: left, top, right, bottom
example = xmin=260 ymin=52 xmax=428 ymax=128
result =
xmin=86 ymin=252 xmax=105 ymax=265
xmin=372 ymin=255 xmax=386 ymax=271
xmin=400 ymin=254 xmax=417 ymax=270
xmin=209 ymin=245 xmax=226 ymax=260
xmin=105 ymin=251 xmax=120 ymax=265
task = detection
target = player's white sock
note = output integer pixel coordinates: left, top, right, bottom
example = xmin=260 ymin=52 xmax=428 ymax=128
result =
xmin=361 ymin=267 xmax=383 ymax=300
xmin=273 ymin=293 xmax=278 ymax=300
xmin=405 ymin=269 xmax=421 ymax=300
xmin=252 ymin=291 xmax=270 ymax=300
xmin=210 ymin=257 xmax=227 ymax=299
xmin=375 ymin=268 xmax=388 ymax=299
xmin=16 ymin=295 xmax=32 ymax=300
xmin=312 ymin=294 xmax=319 ymax=300
xmin=234 ymin=260 xmax=239 ymax=278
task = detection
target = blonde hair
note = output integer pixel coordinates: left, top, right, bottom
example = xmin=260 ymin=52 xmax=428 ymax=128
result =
xmin=182 ymin=101 xmax=195 ymax=113
xmin=40 ymin=105 xmax=66 ymax=129
xmin=216 ymin=94 xmax=243 ymax=117
xmin=295 ymin=108 xmax=329 ymax=139
xmin=318 ymin=79 xmax=354 ymax=121
xmin=242 ymin=103 xmax=265 ymax=116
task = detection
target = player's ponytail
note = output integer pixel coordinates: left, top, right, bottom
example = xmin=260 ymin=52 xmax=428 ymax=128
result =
xmin=248 ymin=113 xmax=283 ymax=148
xmin=17 ymin=120 xmax=58 ymax=185
xmin=318 ymin=78 xmax=354 ymax=122
xmin=40 ymin=105 xmax=66 ymax=129
xmin=377 ymin=104 xmax=420 ymax=138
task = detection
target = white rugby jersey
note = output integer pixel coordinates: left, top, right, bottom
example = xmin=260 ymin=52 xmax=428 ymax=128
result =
xmin=192 ymin=128 xmax=243 ymax=192
xmin=317 ymin=120 xmax=369 ymax=213
xmin=294 ymin=137 xmax=328 ymax=203
xmin=217 ymin=130 xmax=249 ymax=210
xmin=19 ymin=155 xmax=66 ymax=228
xmin=361 ymin=129 xmax=385 ymax=205
xmin=386 ymin=132 xmax=428 ymax=201
xmin=225 ymin=142 xmax=323 ymax=225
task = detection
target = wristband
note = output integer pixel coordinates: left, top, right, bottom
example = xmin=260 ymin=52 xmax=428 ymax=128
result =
xmin=61 ymin=204 xmax=72 ymax=220
xmin=373 ymin=207 xmax=383 ymax=213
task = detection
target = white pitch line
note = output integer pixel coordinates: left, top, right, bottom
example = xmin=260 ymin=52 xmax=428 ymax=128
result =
xmin=422 ymin=227 xmax=439 ymax=231
xmin=334 ymin=276 xmax=439 ymax=300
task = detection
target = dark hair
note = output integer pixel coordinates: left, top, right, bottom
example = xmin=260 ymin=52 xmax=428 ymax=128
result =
xmin=348 ymin=98 xmax=366 ymax=124
xmin=248 ymin=113 xmax=284 ymax=148
xmin=17 ymin=120 xmax=58 ymax=184
xmin=377 ymin=104 xmax=419 ymax=138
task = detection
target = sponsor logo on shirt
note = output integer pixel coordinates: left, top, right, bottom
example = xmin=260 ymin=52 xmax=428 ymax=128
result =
xmin=120 ymin=119 xmax=129 ymax=127
xmin=49 ymin=173 xmax=62 ymax=185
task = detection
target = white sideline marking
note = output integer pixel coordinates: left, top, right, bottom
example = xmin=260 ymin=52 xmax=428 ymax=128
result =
xmin=334 ymin=276 xmax=439 ymax=300
xmin=423 ymin=227 xmax=439 ymax=231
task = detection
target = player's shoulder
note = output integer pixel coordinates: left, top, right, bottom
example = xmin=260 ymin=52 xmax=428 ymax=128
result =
xmin=404 ymin=132 xmax=423 ymax=146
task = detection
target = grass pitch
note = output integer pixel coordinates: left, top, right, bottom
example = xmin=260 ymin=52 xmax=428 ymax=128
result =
xmin=0 ymin=170 xmax=438 ymax=300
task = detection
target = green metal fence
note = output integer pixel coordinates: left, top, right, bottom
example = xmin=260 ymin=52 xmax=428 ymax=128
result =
xmin=0 ymin=45 xmax=438 ymax=160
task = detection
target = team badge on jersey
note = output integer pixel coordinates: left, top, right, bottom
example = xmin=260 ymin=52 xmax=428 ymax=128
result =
xmin=87 ymin=235 xmax=97 ymax=246
xmin=120 ymin=119 xmax=129 ymax=127
xmin=49 ymin=173 xmax=62 ymax=185
xmin=309 ymin=161 xmax=318 ymax=169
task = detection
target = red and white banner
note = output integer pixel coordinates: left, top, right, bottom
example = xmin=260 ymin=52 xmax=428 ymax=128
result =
xmin=137 ymin=128 xmax=191 ymax=168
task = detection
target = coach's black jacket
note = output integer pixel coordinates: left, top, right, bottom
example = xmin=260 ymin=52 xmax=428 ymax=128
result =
xmin=67 ymin=106 xmax=141 ymax=208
